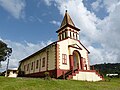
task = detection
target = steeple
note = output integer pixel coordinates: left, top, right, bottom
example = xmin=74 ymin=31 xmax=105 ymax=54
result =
xmin=60 ymin=10 xmax=75 ymax=28
xmin=56 ymin=10 xmax=80 ymax=41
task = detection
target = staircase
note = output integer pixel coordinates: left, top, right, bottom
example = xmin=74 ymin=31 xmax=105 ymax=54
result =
xmin=67 ymin=70 xmax=104 ymax=81
xmin=58 ymin=70 xmax=73 ymax=79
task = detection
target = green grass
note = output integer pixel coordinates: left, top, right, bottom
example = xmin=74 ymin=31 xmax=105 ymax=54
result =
xmin=0 ymin=76 xmax=120 ymax=90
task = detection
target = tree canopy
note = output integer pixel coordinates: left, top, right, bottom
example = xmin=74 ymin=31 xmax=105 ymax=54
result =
xmin=91 ymin=63 xmax=120 ymax=77
xmin=0 ymin=40 xmax=12 ymax=64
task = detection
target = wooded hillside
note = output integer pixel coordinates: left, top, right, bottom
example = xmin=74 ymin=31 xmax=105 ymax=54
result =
xmin=91 ymin=63 xmax=120 ymax=76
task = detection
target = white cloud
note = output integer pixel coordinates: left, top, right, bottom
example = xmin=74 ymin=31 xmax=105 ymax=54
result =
xmin=97 ymin=0 xmax=120 ymax=63
xmin=91 ymin=0 xmax=103 ymax=12
xmin=0 ymin=38 xmax=53 ymax=72
xmin=1 ymin=0 xmax=120 ymax=72
xmin=0 ymin=0 xmax=26 ymax=19
xmin=43 ymin=0 xmax=53 ymax=6
xmin=50 ymin=20 xmax=60 ymax=26
xmin=48 ymin=0 xmax=120 ymax=64
xmin=27 ymin=16 xmax=43 ymax=23
xmin=37 ymin=17 xmax=42 ymax=23
xmin=103 ymin=0 xmax=120 ymax=13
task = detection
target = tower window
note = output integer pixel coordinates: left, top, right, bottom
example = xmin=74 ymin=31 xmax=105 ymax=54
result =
xmin=76 ymin=34 xmax=78 ymax=40
xmin=59 ymin=34 xmax=61 ymax=40
xmin=65 ymin=31 xmax=67 ymax=38
xmin=60 ymin=34 xmax=62 ymax=40
xmin=73 ymin=33 xmax=74 ymax=39
xmin=62 ymin=33 xmax=64 ymax=39
xmin=70 ymin=32 xmax=72 ymax=38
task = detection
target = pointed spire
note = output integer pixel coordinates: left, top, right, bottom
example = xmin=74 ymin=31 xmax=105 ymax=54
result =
xmin=56 ymin=10 xmax=80 ymax=33
xmin=60 ymin=10 xmax=75 ymax=28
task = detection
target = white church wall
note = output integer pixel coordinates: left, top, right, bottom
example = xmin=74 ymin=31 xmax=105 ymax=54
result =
xmin=68 ymin=39 xmax=90 ymax=70
xmin=57 ymin=39 xmax=70 ymax=70
xmin=57 ymin=37 xmax=90 ymax=70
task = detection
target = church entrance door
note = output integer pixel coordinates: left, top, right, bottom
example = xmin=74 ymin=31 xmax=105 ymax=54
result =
xmin=73 ymin=50 xmax=81 ymax=70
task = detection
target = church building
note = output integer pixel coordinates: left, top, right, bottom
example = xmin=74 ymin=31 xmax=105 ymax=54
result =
xmin=18 ymin=11 xmax=103 ymax=81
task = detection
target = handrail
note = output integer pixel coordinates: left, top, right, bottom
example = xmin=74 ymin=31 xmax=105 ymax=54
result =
xmin=65 ymin=70 xmax=72 ymax=78
xmin=58 ymin=69 xmax=78 ymax=79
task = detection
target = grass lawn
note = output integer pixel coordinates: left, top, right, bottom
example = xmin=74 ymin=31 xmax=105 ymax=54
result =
xmin=0 ymin=76 xmax=120 ymax=90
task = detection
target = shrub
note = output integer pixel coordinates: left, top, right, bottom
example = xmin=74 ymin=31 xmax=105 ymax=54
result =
xmin=44 ymin=72 xmax=51 ymax=80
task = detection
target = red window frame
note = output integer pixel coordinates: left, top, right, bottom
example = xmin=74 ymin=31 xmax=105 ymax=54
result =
xmin=24 ymin=65 xmax=26 ymax=71
xmin=42 ymin=57 xmax=45 ymax=67
xmin=27 ymin=64 xmax=29 ymax=71
xmin=36 ymin=60 xmax=39 ymax=69
xmin=62 ymin=54 xmax=67 ymax=64
xmin=31 ymin=62 xmax=33 ymax=70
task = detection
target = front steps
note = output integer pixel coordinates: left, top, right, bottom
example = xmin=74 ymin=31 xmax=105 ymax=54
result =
xmin=67 ymin=70 xmax=104 ymax=81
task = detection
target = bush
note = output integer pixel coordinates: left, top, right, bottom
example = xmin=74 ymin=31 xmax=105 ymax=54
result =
xmin=18 ymin=71 xmax=25 ymax=77
xmin=44 ymin=72 xmax=51 ymax=80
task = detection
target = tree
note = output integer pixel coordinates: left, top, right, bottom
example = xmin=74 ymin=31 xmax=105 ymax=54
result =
xmin=0 ymin=40 xmax=12 ymax=77
xmin=0 ymin=41 xmax=7 ymax=65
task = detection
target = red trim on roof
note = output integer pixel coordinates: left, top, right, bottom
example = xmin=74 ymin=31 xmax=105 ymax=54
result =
xmin=78 ymin=40 xmax=90 ymax=54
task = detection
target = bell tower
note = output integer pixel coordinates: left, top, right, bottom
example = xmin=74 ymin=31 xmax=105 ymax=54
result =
xmin=56 ymin=10 xmax=80 ymax=41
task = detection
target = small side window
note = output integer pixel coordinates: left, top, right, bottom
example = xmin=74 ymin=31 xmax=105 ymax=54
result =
xmin=42 ymin=57 xmax=45 ymax=67
xmin=62 ymin=54 xmax=67 ymax=64
xmin=36 ymin=60 xmax=39 ymax=69
xmin=27 ymin=64 xmax=29 ymax=71
xmin=31 ymin=62 xmax=33 ymax=70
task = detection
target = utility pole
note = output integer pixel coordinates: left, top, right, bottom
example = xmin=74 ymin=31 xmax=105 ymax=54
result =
xmin=5 ymin=55 xmax=10 ymax=77
xmin=5 ymin=48 xmax=12 ymax=77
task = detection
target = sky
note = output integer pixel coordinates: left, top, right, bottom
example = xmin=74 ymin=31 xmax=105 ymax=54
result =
xmin=0 ymin=0 xmax=120 ymax=72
